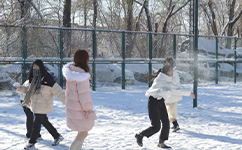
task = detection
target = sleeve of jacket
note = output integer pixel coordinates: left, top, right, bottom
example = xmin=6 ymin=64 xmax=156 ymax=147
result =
xmin=50 ymin=83 xmax=65 ymax=105
xmin=17 ymin=80 xmax=29 ymax=94
xmin=77 ymin=80 xmax=93 ymax=112
xmin=158 ymin=88 xmax=172 ymax=100
xmin=171 ymin=87 xmax=191 ymax=96
xmin=145 ymin=87 xmax=172 ymax=100
xmin=172 ymin=70 xmax=181 ymax=86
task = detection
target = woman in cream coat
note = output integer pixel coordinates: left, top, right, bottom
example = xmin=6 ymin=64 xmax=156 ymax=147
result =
xmin=163 ymin=57 xmax=190 ymax=132
xmin=15 ymin=59 xmax=65 ymax=149
xmin=63 ymin=49 xmax=97 ymax=150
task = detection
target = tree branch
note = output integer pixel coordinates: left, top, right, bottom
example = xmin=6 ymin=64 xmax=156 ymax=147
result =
xmin=171 ymin=0 xmax=190 ymax=16
xmin=133 ymin=0 xmax=142 ymax=6
xmin=229 ymin=9 xmax=242 ymax=25
xmin=162 ymin=0 xmax=189 ymax=33
xmin=19 ymin=0 xmax=58 ymax=50
xmin=221 ymin=9 xmax=242 ymax=36
xmin=135 ymin=2 xmax=145 ymax=31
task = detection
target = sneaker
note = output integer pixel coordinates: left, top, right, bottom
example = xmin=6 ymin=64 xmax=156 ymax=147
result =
xmin=135 ymin=134 xmax=143 ymax=147
xmin=157 ymin=143 xmax=171 ymax=149
xmin=24 ymin=143 xmax=35 ymax=149
xmin=172 ymin=126 xmax=180 ymax=132
xmin=52 ymin=134 xmax=64 ymax=146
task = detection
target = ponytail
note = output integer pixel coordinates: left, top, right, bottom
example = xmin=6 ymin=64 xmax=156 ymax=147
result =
xmin=150 ymin=68 xmax=162 ymax=83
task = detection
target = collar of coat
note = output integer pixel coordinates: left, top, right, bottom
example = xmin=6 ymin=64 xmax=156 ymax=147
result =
xmin=154 ymin=72 xmax=173 ymax=83
xmin=62 ymin=62 xmax=91 ymax=82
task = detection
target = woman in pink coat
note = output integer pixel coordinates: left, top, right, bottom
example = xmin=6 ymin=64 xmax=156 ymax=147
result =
xmin=63 ymin=49 xmax=97 ymax=150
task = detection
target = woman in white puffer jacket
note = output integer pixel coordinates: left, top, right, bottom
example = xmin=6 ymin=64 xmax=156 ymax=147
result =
xmin=135 ymin=65 xmax=195 ymax=149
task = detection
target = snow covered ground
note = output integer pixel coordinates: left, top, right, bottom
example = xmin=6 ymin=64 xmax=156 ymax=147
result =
xmin=1 ymin=83 xmax=242 ymax=150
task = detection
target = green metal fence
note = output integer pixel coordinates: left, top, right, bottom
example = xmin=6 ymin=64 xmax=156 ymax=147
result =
xmin=1 ymin=25 xmax=242 ymax=94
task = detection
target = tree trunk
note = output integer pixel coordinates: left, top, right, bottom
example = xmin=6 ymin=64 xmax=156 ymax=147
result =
xmin=93 ymin=0 xmax=98 ymax=28
xmin=208 ymin=0 xmax=218 ymax=35
xmin=63 ymin=0 xmax=71 ymax=57
xmin=19 ymin=0 xmax=31 ymax=19
xmin=160 ymin=0 xmax=189 ymax=57
xmin=126 ymin=0 xmax=133 ymax=58
xmin=63 ymin=0 xmax=71 ymax=27
xmin=84 ymin=0 xmax=87 ymax=49
xmin=226 ymin=0 xmax=236 ymax=49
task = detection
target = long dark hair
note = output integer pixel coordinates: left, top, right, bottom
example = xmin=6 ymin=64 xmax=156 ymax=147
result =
xmin=73 ymin=49 xmax=91 ymax=74
xmin=28 ymin=59 xmax=48 ymax=82
xmin=150 ymin=65 xmax=173 ymax=82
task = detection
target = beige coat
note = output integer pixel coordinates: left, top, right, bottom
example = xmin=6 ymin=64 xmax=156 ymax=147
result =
xmin=18 ymin=80 xmax=65 ymax=114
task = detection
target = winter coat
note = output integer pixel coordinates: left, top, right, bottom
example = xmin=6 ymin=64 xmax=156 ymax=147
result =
xmin=18 ymin=74 xmax=65 ymax=114
xmin=165 ymin=70 xmax=184 ymax=104
xmin=63 ymin=62 xmax=97 ymax=132
xmin=145 ymin=72 xmax=191 ymax=102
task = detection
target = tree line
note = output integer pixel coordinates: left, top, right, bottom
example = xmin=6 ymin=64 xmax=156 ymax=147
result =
xmin=0 ymin=0 xmax=241 ymax=58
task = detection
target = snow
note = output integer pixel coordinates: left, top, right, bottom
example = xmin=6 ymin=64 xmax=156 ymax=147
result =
xmin=1 ymin=83 xmax=242 ymax=150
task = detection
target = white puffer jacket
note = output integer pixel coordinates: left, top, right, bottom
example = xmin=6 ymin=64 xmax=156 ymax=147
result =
xmin=165 ymin=70 xmax=184 ymax=104
xmin=145 ymin=71 xmax=191 ymax=102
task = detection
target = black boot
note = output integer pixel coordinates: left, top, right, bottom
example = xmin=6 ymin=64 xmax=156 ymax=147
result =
xmin=157 ymin=141 xmax=171 ymax=149
xmin=135 ymin=133 xmax=143 ymax=147
xmin=172 ymin=120 xmax=180 ymax=132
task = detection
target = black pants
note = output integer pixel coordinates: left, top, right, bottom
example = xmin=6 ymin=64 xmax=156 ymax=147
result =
xmin=140 ymin=96 xmax=170 ymax=142
xmin=29 ymin=114 xmax=60 ymax=144
xmin=21 ymin=100 xmax=41 ymax=138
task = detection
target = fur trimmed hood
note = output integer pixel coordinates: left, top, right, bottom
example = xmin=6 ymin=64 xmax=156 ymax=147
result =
xmin=62 ymin=62 xmax=91 ymax=82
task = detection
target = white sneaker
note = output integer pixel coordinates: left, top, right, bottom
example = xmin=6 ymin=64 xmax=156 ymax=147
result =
xmin=24 ymin=143 xmax=35 ymax=149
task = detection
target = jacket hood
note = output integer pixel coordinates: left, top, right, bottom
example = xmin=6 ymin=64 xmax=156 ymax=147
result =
xmin=62 ymin=62 xmax=91 ymax=82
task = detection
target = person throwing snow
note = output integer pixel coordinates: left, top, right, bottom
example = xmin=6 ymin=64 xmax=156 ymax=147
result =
xmin=135 ymin=65 xmax=195 ymax=149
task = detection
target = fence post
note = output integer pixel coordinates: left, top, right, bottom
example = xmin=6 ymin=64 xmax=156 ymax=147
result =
xmin=193 ymin=0 xmax=199 ymax=108
xmin=21 ymin=26 xmax=27 ymax=84
xmin=59 ymin=28 xmax=63 ymax=88
xmin=173 ymin=34 xmax=176 ymax=59
xmin=122 ymin=31 xmax=126 ymax=89
xmin=92 ymin=29 xmax=96 ymax=91
xmin=215 ymin=37 xmax=218 ymax=84
xmin=234 ymin=37 xmax=237 ymax=83
xmin=148 ymin=32 xmax=152 ymax=87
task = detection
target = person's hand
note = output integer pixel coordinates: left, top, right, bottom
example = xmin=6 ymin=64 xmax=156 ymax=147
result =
xmin=15 ymin=86 xmax=21 ymax=90
xmin=85 ymin=111 xmax=91 ymax=119
xmin=190 ymin=92 xmax=195 ymax=99
xmin=13 ymin=83 xmax=21 ymax=89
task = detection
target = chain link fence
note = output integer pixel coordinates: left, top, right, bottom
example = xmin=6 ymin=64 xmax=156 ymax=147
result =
xmin=1 ymin=25 xmax=242 ymax=94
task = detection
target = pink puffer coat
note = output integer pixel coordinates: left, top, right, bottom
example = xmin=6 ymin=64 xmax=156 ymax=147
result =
xmin=63 ymin=62 xmax=97 ymax=132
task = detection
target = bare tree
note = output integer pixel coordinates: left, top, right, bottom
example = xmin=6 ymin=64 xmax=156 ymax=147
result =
xmin=158 ymin=0 xmax=189 ymax=57
xmin=199 ymin=0 xmax=218 ymax=35
xmin=221 ymin=0 xmax=242 ymax=48
xmin=93 ymin=0 xmax=98 ymax=28
xmin=63 ymin=0 xmax=72 ymax=57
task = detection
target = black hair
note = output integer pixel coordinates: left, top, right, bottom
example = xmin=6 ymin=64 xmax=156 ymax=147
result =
xmin=28 ymin=59 xmax=48 ymax=82
xmin=162 ymin=65 xmax=173 ymax=75
xmin=150 ymin=65 xmax=173 ymax=82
